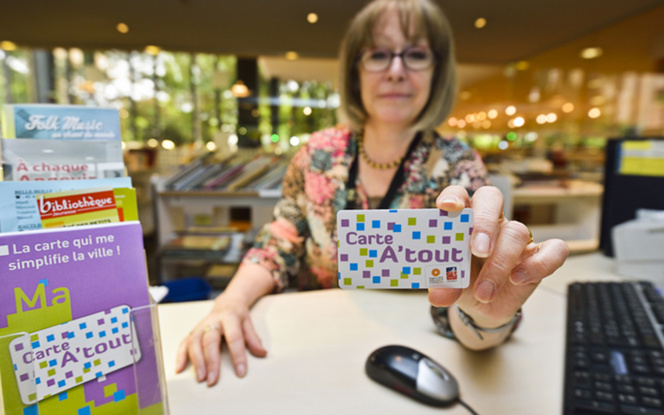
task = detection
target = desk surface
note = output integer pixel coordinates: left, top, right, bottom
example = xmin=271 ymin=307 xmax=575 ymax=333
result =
xmin=158 ymin=253 xmax=621 ymax=415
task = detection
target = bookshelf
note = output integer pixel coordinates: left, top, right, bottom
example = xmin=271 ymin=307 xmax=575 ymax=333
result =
xmin=153 ymin=153 xmax=286 ymax=285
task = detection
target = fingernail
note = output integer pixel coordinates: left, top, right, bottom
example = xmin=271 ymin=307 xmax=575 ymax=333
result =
xmin=438 ymin=195 xmax=459 ymax=205
xmin=511 ymin=270 xmax=529 ymax=285
xmin=475 ymin=280 xmax=495 ymax=303
xmin=236 ymin=363 xmax=246 ymax=378
xmin=197 ymin=367 xmax=205 ymax=382
xmin=207 ymin=371 xmax=217 ymax=386
xmin=472 ymin=233 xmax=491 ymax=257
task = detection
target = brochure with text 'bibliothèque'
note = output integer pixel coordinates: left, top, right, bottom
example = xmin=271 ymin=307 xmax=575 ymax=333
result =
xmin=0 ymin=222 xmax=165 ymax=415
xmin=36 ymin=187 xmax=139 ymax=229
xmin=0 ymin=177 xmax=132 ymax=233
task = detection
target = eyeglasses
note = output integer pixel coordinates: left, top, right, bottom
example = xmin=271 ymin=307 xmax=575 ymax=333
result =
xmin=359 ymin=46 xmax=436 ymax=72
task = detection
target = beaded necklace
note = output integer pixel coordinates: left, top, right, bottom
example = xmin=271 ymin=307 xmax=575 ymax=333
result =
xmin=357 ymin=131 xmax=404 ymax=170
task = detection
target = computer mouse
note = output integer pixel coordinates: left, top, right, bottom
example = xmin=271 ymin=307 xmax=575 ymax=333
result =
xmin=365 ymin=345 xmax=459 ymax=406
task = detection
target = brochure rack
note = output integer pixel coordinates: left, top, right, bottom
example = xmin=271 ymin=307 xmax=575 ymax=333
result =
xmin=0 ymin=304 xmax=169 ymax=415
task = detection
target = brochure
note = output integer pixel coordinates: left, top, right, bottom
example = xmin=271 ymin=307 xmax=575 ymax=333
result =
xmin=0 ymin=177 xmax=131 ymax=233
xmin=1 ymin=138 xmax=125 ymax=181
xmin=0 ymin=222 xmax=165 ymax=414
xmin=1 ymin=104 xmax=121 ymax=141
xmin=37 ymin=187 xmax=138 ymax=229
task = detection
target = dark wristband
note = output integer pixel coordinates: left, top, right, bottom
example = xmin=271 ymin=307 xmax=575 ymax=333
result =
xmin=430 ymin=305 xmax=522 ymax=342
xmin=455 ymin=305 xmax=522 ymax=341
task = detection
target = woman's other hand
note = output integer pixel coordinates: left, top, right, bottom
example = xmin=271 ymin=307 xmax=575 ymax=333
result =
xmin=174 ymin=294 xmax=267 ymax=386
xmin=175 ymin=263 xmax=275 ymax=386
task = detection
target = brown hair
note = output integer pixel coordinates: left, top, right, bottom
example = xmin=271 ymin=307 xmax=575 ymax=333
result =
xmin=338 ymin=0 xmax=456 ymax=131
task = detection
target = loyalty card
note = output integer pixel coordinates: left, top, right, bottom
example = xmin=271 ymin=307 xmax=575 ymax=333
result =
xmin=9 ymin=305 xmax=141 ymax=405
xmin=337 ymin=208 xmax=473 ymax=289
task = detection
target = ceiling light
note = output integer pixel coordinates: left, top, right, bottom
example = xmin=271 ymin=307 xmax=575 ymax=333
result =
xmin=487 ymin=109 xmax=498 ymax=119
xmin=457 ymin=120 xmax=466 ymax=129
xmin=144 ymin=45 xmax=161 ymax=55
xmin=0 ymin=41 xmax=17 ymax=51
xmin=206 ymin=141 xmax=217 ymax=151
xmin=580 ymin=47 xmax=603 ymax=60
xmin=513 ymin=117 xmax=525 ymax=127
xmin=307 ymin=13 xmax=318 ymax=24
xmin=303 ymin=106 xmax=312 ymax=116
xmin=116 ymin=23 xmax=129 ymax=34
xmin=447 ymin=117 xmax=457 ymax=127
xmin=53 ymin=48 xmax=67 ymax=60
xmin=546 ymin=113 xmax=557 ymax=123
xmin=162 ymin=139 xmax=175 ymax=150
xmin=536 ymin=114 xmax=547 ymax=124
xmin=474 ymin=18 xmax=487 ymax=29
xmin=285 ymin=51 xmax=299 ymax=60
xmin=588 ymin=108 xmax=601 ymax=119
xmin=231 ymin=80 xmax=250 ymax=98
xmin=505 ymin=105 xmax=516 ymax=116
xmin=147 ymin=138 xmax=158 ymax=148
xmin=562 ymin=102 xmax=574 ymax=113
xmin=69 ymin=48 xmax=84 ymax=66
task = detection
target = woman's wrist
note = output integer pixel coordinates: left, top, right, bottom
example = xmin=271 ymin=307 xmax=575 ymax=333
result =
xmin=217 ymin=263 xmax=276 ymax=308
xmin=454 ymin=306 xmax=522 ymax=339
xmin=448 ymin=306 xmax=521 ymax=350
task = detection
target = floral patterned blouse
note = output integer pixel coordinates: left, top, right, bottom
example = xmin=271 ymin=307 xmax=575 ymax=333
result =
xmin=242 ymin=125 xmax=489 ymax=291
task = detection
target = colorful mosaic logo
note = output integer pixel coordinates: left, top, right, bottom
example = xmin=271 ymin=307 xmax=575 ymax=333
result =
xmin=337 ymin=208 xmax=473 ymax=289
xmin=9 ymin=305 xmax=141 ymax=405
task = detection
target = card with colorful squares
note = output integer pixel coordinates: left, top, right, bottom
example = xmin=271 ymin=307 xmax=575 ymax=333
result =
xmin=337 ymin=208 xmax=473 ymax=289
xmin=9 ymin=305 xmax=141 ymax=405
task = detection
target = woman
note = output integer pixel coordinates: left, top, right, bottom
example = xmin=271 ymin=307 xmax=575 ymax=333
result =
xmin=176 ymin=0 xmax=569 ymax=386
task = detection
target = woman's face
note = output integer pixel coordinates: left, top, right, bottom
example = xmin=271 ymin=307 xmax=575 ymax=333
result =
xmin=359 ymin=10 xmax=434 ymax=129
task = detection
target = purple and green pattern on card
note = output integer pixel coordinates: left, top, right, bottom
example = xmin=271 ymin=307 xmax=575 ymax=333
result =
xmin=337 ymin=208 xmax=473 ymax=289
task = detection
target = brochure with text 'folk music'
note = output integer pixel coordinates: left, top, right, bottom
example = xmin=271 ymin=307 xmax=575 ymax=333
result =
xmin=1 ymin=104 xmax=121 ymax=141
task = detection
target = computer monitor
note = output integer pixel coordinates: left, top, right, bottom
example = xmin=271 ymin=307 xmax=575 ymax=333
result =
xmin=599 ymin=137 xmax=664 ymax=256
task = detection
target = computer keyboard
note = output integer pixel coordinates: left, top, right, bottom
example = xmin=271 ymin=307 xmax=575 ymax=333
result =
xmin=564 ymin=281 xmax=664 ymax=414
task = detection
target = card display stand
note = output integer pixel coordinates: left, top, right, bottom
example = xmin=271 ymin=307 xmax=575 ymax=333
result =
xmin=0 ymin=304 xmax=169 ymax=415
